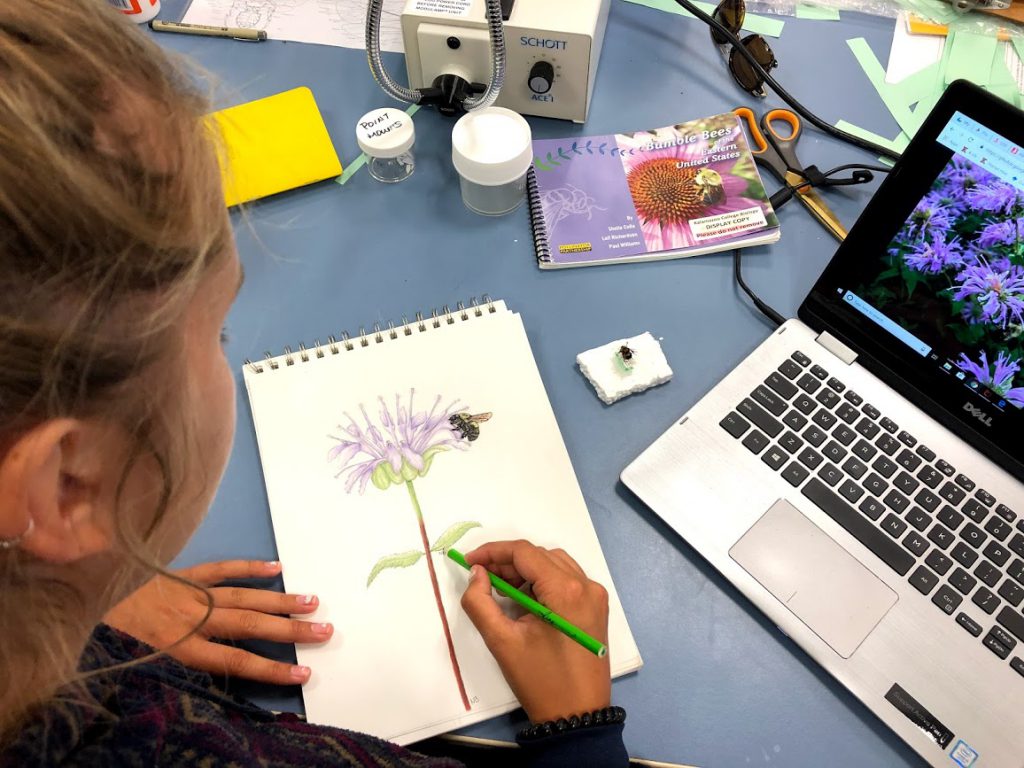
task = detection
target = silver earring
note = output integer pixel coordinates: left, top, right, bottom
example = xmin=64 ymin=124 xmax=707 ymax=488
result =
xmin=0 ymin=519 xmax=33 ymax=550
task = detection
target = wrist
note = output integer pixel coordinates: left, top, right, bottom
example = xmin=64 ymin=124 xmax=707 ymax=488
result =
xmin=518 ymin=705 xmax=626 ymax=741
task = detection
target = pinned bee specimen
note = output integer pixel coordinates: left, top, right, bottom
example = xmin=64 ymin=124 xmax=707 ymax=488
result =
xmin=616 ymin=344 xmax=636 ymax=373
xmin=449 ymin=411 xmax=493 ymax=442
xmin=693 ymin=168 xmax=726 ymax=206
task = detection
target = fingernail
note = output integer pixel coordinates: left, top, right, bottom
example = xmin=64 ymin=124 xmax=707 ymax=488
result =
xmin=265 ymin=560 xmax=281 ymax=569
xmin=290 ymin=665 xmax=310 ymax=681
xmin=311 ymin=622 xmax=333 ymax=636
xmin=470 ymin=565 xmax=483 ymax=579
xmin=296 ymin=594 xmax=317 ymax=606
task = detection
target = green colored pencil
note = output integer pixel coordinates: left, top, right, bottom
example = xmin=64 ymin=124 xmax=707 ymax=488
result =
xmin=446 ymin=548 xmax=608 ymax=658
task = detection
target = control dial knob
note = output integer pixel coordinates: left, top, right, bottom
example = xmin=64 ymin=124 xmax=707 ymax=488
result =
xmin=528 ymin=61 xmax=555 ymax=95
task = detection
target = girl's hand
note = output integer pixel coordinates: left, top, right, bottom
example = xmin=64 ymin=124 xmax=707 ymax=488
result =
xmin=103 ymin=559 xmax=331 ymax=685
xmin=460 ymin=541 xmax=612 ymax=723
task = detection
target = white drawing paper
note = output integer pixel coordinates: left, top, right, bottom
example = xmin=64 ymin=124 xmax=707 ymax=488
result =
xmin=243 ymin=303 xmax=642 ymax=744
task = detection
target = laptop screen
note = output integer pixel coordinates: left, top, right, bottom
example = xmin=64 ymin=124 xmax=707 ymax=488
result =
xmin=802 ymin=83 xmax=1024 ymax=474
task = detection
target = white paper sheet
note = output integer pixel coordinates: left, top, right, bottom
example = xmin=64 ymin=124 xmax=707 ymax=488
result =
xmin=182 ymin=0 xmax=406 ymax=53
xmin=243 ymin=302 xmax=642 ymax=744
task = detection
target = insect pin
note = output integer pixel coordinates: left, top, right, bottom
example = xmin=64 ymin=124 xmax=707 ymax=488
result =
xmin=616 ymin=344 xmax=636 ymax=373
xmin=449 ymin=412 xmax=492 ymax=442
xmin=693 ymin=168 xmax=726 ymax=206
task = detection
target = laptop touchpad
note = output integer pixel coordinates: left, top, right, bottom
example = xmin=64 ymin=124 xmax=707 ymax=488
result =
xmin=729 ymin=499 xmax=897 ymax=658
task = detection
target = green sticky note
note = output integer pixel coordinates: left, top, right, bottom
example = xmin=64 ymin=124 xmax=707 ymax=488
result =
xmin=622 ymin=0 xmax=785 ymax=38
xmin=847 ymin=38 xmax=919 ymax=137
xmin=903 ymin=0 xmax=957 ymax=24
xmin=1013 ymin=37 xmax=1024 ymax=67
xmin=890 ymin=62 xmax=943 ymax=108
xmin=945 ymin=31 xmax=998 ymax=86
xmin=796 ymin=3 xmax=840 ymax=20
xmin=986 ymin=54 xmax=1020 ymax=106
xmin=835 ymin=120 xmax=910 ymax=155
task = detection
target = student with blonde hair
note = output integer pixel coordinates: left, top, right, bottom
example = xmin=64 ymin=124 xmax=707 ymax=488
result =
xmin=0 ymin=1 xmax=627 ymax=765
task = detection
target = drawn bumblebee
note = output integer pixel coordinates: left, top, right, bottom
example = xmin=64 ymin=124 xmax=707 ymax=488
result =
xmin=693 ymin=168 xmax=726 ymax=206
xmin=449 ymin=412 xmax=493 ymax=442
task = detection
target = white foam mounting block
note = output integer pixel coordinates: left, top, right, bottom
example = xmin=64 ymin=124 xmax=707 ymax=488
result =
xmin=576 ymin=331 xmax=672 ymax=404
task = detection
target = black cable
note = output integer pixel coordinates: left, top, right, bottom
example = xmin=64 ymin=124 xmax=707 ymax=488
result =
xmin=671 ymin=0 xmax=902 ymax=161
xmin=734 ymin=248 xmax=785 ymax=326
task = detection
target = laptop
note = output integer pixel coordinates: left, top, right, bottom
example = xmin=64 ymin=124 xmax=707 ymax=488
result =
xmin=622 ymin=80 xmax=1024 ymax=768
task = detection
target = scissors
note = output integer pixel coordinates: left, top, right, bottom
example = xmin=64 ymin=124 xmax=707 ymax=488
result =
xmin=733 ymin=107 xmax=847 ymax=241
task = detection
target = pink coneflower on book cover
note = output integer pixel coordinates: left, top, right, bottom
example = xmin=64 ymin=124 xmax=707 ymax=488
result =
xmin=528 ymin=112 xmax=781 ymax=268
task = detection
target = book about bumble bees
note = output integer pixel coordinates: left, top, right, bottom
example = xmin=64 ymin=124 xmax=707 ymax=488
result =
xmin=527 ymin=112 xmax=781 ymax=268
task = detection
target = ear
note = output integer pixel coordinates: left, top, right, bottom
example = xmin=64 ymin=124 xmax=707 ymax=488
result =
xmin=0 ymin=419 xmax=115 ymax=563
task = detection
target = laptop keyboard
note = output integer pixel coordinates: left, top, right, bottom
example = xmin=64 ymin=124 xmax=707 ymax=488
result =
xmin=719 ymin=349 xmax=1024 ymax=679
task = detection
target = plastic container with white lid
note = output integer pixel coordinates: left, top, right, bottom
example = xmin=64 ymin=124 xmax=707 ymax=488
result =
xmin=451 ymin=107 xmax=533 ymax=216
xmin=356 ymin=108 xmax=415 ymax=184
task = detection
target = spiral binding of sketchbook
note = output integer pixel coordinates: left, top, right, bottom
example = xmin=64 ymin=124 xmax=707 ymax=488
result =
xmin=525 ymin=167 xmax=552 ymax=266
xmin=244 ymin=295 xmax=499 ymax=374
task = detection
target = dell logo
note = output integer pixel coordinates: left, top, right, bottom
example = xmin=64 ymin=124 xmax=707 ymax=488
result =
xmin=520 ymin=36 xmax=567 ymax=50
xmin=963 ymin=402 xmax=993 ymax=427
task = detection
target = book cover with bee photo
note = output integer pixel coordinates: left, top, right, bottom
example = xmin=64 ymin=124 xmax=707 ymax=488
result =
xmin=528 ymin=112 xmax=780 ymax=268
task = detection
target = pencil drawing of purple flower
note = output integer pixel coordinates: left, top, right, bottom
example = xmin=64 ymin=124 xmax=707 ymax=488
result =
xmin=951 ymin=259 xmax=1024 ymax=328
xmin=328 ymin=390 xmax=492 ymax=712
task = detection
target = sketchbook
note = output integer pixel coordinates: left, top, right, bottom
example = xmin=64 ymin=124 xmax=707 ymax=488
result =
xmin=242 ymin=298 xmax=642 ymax=745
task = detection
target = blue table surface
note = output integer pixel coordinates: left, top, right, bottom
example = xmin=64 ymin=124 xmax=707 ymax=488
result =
xmin=158 ymin=1 xmax=928 ymax=765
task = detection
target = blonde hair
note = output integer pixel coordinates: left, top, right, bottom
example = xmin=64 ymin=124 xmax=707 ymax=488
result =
xmin=0 ymin=0 xmax=229 ymax=740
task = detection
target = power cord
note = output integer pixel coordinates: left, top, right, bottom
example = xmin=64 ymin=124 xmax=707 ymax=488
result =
xmin=734 ymin=249 xmax=785 ymax=326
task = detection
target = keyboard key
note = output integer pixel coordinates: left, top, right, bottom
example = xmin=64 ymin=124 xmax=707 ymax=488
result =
xmin=952 ymin=541 xmax=979 ymax=568
xmin=817 ymin=463 xmax=843 ymax=487
xmin=855 ymin=418 xmax=880 ymax=440
xmin=762 ymin=446 xmax=788 ymax=471
xmin=1011 ymin=533 xmax=1024 ymax=559
xmin=937 ymin=505 xmax=965 ymax=531
xmin=974 ymin=488 xmax=995 ymax=507
xmin=802 ymin=425 xmax=827 ymax=447
xmin=960 ymin=523 xmax=987 ymax=549
xmin=862 ymin=404 xmax=881 ymax=420
xmin=996 ymin=504 xmax=1017 ymax=523
xmin=914 ymin=489 xmax=940 ymax=513
xmin=793 ymin=394 xmax=816 ymax=415
xmin=940 ymin=482 xmax=966 ymax=505
xmin=832 ymin=424 xmax=856 ymax=446
xmin=1009 ymin=558 xmax=1024 ymax=586
xmin=985 ymin=517 xmax=1012 ymax=542
xmin=766 ymin=371 xmax=799 ymax=399
xmin=883 ymin=489 xmax=911 ymax=514
xmin=783 ymin=410 xmax=808 ymax=431
xmin=879 ymin=417 xmax=898 ymax=434
xmin=895 ymin=449 xmax=921 ymax=471
xmin=810 ymin=364 xmax=828 ymax=380
xmin=827 ymin=376 xmax=845 ymax=393
xmin=801 ymin=479 xmax=914 ymax=575
xmin=876 ymin=434 xmax=901 ymax=456
xmin=797 ymin=373 xmax=821 ymax=394
xmin=948 ymin=567 xmax=977 ymax=595
xmin=842 ymin=457 xmax=868 ymax=480
xmin=955 ymin=473 xmax=976 ymax=492
xmin=897 ymin=430 xmax=917 ymax=447
xmin=915 ymin=445 xmax=937 ymax=462
xmin=791 ymin=351 xmax=811 ymax=367
xmin=835 ymin=403 xmax=859 ymax=424
xmin=812 ymin=409 xmax=838 ymax=430
xmin=864 ymin=473 xmax=889 ymax=497
xmin=798 ymin=447 xmax=823 ymax=470
xmin=906 ymin=507 xmax=932 ymax=532
xmin=997 ymin=605 xmax=1024 ymax=642
xmin=993 ymin=626 xmax=1019 ymax=651
xmin=893 ymin=472 xmax=920 ymax=496
xmin=926 ymin=550 xmax=953 ymax=576
xmin=778 ymin=359 xmax=802 ymax=380
xmin=999 ymin=580 xmax=1024 ymax=607
xmin=752 ymin=385 xmax=787 ymax=416
xmin=983 ymin=541 xmax=1010 ymax=567
xmin=956 ymin=612 xmax=983 ymax=637
xmin=975 ymin=560 xmax=1002 ymax=588
xmin=781 ymin=462 xmax=810 ymax=488
xmin=983 ymin=631 xmax=1012 ymax=659
xmin=935 ymin=459 xmax=956 ymax=477
xmin=742 ymin=430 xmax=769 ymax=455
xmin=720 ymin=412 xmax=751 ymax=438
xmin=1012 ymin=657 xmax=1024 ymax=677
xmin=962 ymin=499 xmax=989 ymax=523
xmin=844 ymin=390 xmax=863 ymax=406
xmin=932 ymin=584 xmax=963 ymax=615
xmin=872 ymin=456 xmax=898 ymax=479
xmin=853 ymin=439 xmax=877 ymax=461
xmin=972 ymin=586 xmax=1001 ymax=615
xmin=928 ymin=524 xmax=956 ymax=551
xmin=838 ymin=480 xmax=865 ymax=504
xmin=859 ymin=497 xmax=886 ymax=521
xmin=910 ymin=565 xmax=939 ymax=595
xmin=903 ymin=531 xmax=929 ymax=557
xmin=815 ymin=389 xmax=840 ymax=410
xmin=882 ymin=513 xmax=908 ymax=538
xmin=822 ymin=441 xmax=847 ymax=463
xmin=917 ymin=466 xmax=943 ymax=489
xmin=779 ymin=431 xmax=804 ymax=455
xmin=738 ymin=399 xmax=783 ymax=438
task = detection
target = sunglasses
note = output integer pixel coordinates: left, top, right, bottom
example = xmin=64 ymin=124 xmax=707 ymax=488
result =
xmin=710 ymin=0 xmax=778 ymax=98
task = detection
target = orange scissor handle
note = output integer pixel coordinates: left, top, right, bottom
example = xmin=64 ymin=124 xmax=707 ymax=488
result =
xmin=762 ymin=109 xmax=801 ymax=143
xmin=733 ymin=106 xmax=769 ymax=155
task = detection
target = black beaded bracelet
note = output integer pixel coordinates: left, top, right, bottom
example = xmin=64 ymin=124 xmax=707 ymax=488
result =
xmin=517 ymin=706 xmax=627 ymax=742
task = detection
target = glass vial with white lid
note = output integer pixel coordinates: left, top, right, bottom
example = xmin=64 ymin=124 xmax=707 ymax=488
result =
xmin=107 ymin=0 xmax=162 ymax=23
xmin=356 ymin=108 xmax=415 ymax=184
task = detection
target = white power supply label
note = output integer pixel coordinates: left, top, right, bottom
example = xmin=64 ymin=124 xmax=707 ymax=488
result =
xmin=413 ymin=0 xmax=472 ymax=16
